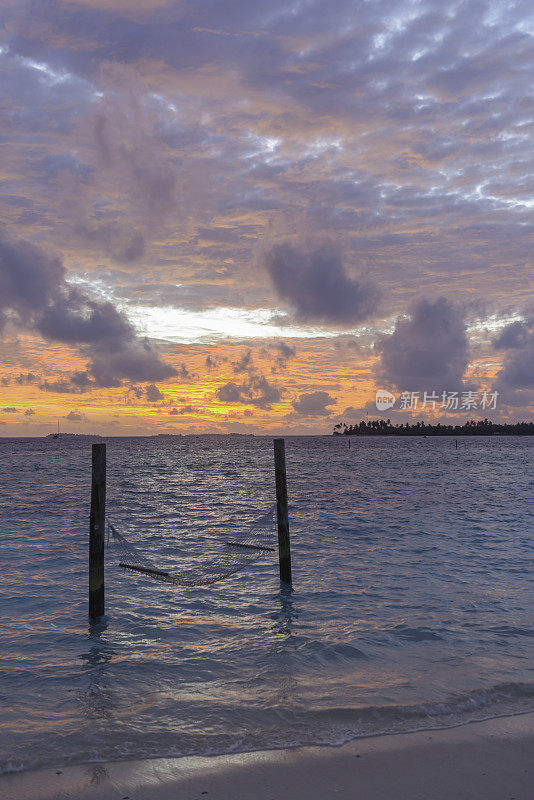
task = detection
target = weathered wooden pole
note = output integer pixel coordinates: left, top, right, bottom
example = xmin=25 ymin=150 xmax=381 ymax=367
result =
xmin=273 ymin=438 xmax=292 ymax=584
xmin=89 ymin=442 xmax=106 ymax=619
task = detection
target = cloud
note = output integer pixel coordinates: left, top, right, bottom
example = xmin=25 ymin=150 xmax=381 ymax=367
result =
xmin=169 ymin=407 xmax=178 ymax=415
xmin=65 ymin=410 xmax=88 ymax=421
xmin=205 ymin=354 xmax=221 ymax=371
xmin=340 ymin=406 xmax=366 ymax=420
xmin=291 ymin=391 xmax=337 ymax=416
xmin=260 ymin=240 xmax=380 ymax=326
xmin=1 ymin=373 xmax=38 ymax=387
xmin=0 ymin=232 xmax=176 ymax=388
xmin=1 ymin=407 xmax=17 ymax=413
xmin=0 ymin=233 xmax=63 ymax=331
xmin=88 ymin=341 xmax=176 ymax=387
xmin=91 ymin=90 xmax=178 ymax=221
xmin=375 ymin=297 xmax=469 ymax=392
xmin=494 ymin=318 xmax=534 ymax=390
xmin=24 ymin=408 xmax=35 ymax=416
xmin=232 ymin=349 xmax=254 ymax=374
xmin=216 ymin=374 xmax=282 ymax=409
xmin=216 ymin=381 xmax=242 ymax=403
xmin=272 ymin=340 xmax=296 ymax=371
xmin=15 ymin=372 xmax=37 ymax=385
xmin=177 ymin=363 xmax=194 ymax=381
xmin=40 ymin=371 xmax=94 ymax=393
xmin=245 ymin=376 xmax=282 ymax=409
xmin=145 ymin=383 xmax=164 ymax=403
xmin=37 ymin=286 xmax=133 ymax=344
xmin=1 ymin=0 xmax=534 ymax=424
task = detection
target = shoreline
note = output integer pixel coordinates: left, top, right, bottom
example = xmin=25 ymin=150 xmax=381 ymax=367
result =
xmin=3 ymin=711 xmax=533 ymax=800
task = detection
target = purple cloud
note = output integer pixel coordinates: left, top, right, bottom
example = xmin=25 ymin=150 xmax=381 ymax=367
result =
xmin=216 ymin=375 xmax=282 ymax=409
xmin=145 ymin=383 xmax=164 ymax=403
xmin=375 ymin=297 xmax=469 ymax=392
xmin=291 ymin=391 xmax=337 ymax=417
xmin=0 ymin=232 xmax=176 ymax=388
xmin=494 ymin=318 xmax=534 ymax=390
xmin=261 ymin=240 xmax=380 ymax=326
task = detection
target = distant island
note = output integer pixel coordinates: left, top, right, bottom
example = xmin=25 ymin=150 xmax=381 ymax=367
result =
xmin=45 ymin=433 xmax=104 ymax=439
xmin=333 ymin=419 xmax=534 ymax=436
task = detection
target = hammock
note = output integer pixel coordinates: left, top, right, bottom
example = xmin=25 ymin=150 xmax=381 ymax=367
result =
xmin=108 ymin=506 xmax=276 ymax=587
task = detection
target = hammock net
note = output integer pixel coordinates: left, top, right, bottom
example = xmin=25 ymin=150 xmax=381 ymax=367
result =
xmin=108 ymin=506 xmax=276 ymax=587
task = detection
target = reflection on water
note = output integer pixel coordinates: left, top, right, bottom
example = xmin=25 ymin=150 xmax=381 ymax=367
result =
xmin=272 ymin=585 xmax=297 ymax=636
xmin=79 ymin=619 xmax=117 ymax=722
xmin=0 ymin=435 xmax=533 ymax=772
xmin=267 ymin=586 xmax=301 ymax=708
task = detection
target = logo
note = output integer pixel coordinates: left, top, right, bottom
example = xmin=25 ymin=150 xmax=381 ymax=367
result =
xmin=375 ymin=389 xmax=396 ymax=411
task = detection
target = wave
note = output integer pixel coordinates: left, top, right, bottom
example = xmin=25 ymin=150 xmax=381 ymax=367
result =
xmin=2 ymin=681 xmax=533 ymax=775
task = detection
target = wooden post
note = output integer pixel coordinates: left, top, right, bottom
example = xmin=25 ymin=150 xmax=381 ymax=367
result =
xmin=274 ymin=438 xmax=292 ymax=584
xmin=89 ymin=442 xmax=106 ymax=618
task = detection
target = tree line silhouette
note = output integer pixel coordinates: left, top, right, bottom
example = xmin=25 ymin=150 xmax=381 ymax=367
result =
xmin=333 ymin=419 xmax=534 ymax=436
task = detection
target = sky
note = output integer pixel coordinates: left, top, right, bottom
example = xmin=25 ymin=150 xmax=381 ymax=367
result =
xmin=0 ymin=0 xmax=533 ymax=435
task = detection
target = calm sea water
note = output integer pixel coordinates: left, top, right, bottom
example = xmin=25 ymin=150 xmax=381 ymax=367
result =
xmin=0 ymin=435 xmax=533 ymax=774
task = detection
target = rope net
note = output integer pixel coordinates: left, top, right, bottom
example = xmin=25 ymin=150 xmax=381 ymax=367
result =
xmin=108 ymin=506 xmax=276 ymax=587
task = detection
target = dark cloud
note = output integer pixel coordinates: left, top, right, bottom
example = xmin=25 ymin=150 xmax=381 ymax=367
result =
xmin=37 ymin=287 xmax=133 ymax=345
xmin=494 ymin=318 xmax=534 ymax=390
xmin=145 ymin=383 xmax=164 ymax=403
xmin=127 ymin=385 xmax=143 ymax=400
xmin=232 ymin=349 xmax=254 ymax=374
xmin=24 ymin=408 xmax=35 ymax=416
xmin=291 ymin=391 xmax=337 ymax=416
xmin=375 ymin=297 xmax=469 ymax=392
xmin=88 ymin=341 xmax=176 ymax=388
xmin=245 ymin=375 xmax=282 ymax=409
xmin=494 ymin=320 xmax=532 ymax=351
xmin=0 ymin=232 xmax=176 ymax=388
xmin=169 ymin=407 xmax=179 ymax=415
xmin=0 ymin=233 xmax=63 ymax=330
xmin=176 ymin=363 xmax=194 ymax=381
xmin=1 ymin=372 xmax=39 ymax=386
xmin=340 ymin=405 xmax=365 ymax=421
xmin=260 ymin=240 xmax=380 ymax=326
xmin=216 ymin=375 xmax=282 ymax=409
xmin=1 ymin=407 xmax=17 ymax=413
xmin=216 ymin=381 xmax=242 ymax=403
xmin=205 ymin=354 xmax=227 ymax=371
xmin=272 ymin=340 xmax=296 ymax=371
xmin=40 ymin=371 xmax=94 ymax=393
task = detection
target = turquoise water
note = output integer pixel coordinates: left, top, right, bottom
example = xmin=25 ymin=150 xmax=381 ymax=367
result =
xmin=0 ymin=435 xmax=533 ymax=773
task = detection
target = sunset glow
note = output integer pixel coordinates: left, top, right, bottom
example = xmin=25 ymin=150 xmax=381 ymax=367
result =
xmin=1 ymin=0 xmax=532 ymax=435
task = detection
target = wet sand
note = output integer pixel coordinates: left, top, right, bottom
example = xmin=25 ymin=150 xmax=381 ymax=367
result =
xmin=3 ymin=711 xmax=532 ymax=800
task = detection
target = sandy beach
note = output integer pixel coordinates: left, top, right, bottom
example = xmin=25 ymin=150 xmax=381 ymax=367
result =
xmin=3 ymin=712 xmax=532 ymax=800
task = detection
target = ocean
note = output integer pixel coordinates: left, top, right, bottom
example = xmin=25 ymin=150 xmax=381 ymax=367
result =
xmin=0 ymin=434 xmax=533 ymax=774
